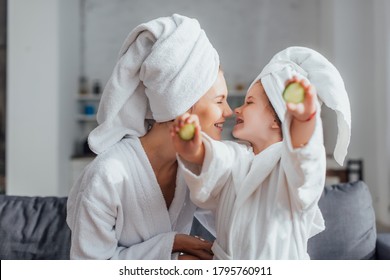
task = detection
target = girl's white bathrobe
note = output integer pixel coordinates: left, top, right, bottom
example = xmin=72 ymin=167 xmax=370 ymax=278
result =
xmin=178 ymin=114 xmax=326 ymax=259
xmin=67 ymin=136 xmax=213 ymax=259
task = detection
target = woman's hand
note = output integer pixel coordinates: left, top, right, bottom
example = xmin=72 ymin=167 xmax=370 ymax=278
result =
xmin=173 ymin=234 xmax=213 ymax=260
xmin=170 ymin=113 xmax=205 ymax=165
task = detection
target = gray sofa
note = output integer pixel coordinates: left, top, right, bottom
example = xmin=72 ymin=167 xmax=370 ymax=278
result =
xmin=0 ymin=181 xmax=389 ymax=259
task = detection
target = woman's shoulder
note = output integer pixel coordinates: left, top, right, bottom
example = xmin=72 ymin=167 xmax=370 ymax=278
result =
xmin=84 ymin=137 xmax=141 ymax=182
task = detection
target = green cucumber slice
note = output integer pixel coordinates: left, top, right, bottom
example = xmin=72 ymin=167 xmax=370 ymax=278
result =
xmin=178 ymin=123 xmax=195 ymax=141
xmin=283 ymin=82 xmax=305 ymax=104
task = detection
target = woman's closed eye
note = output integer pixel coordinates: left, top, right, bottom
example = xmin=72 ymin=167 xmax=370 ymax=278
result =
xmin=215 ymin=96 xmax=226 ymax=104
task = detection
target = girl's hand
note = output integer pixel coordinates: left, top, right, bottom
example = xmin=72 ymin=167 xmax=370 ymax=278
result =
xmin=284 ymin=76 xmax=318 ymax=148
xmin=170 ymin=113 xmax=205 ymax=165
xmin=173 ymin=234 xmax=213 ymax=260
xmin=285 ymin=76 xmax=317 ymax=122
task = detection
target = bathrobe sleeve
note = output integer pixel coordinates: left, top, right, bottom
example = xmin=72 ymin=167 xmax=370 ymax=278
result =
xmin=178 ymin=134 xmax=252 ymax=209
xmin=67 ymin=169 xmax=177 ymax=260
xmin=280 ymin=110 xmax=327 ymax=239
xmin=281 ymin=110 xmax=327 ymax=211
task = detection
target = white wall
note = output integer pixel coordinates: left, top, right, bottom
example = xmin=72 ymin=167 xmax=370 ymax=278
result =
xmin=83 ymin=0 xmax=321 ymax=92
xmin=373 ymin=0 xmax=390 ymax=225
xmin=329 ymin=0 xmax=390 ymax=225
xmin=7 ymin=0 xmax=80 ymax=196
xmin=58 ymin=1 xmax=81 ymax=196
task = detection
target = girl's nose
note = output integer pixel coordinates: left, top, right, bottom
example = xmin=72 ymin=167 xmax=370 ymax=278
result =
xmin=234 ymin=105 xmax=242 ymax=115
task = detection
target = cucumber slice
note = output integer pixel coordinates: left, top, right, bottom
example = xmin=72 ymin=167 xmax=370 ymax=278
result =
xmin=178 ymin=123 xmax=195 ymax=141
xmin=283 ymin=82 xmax=305 ymax=104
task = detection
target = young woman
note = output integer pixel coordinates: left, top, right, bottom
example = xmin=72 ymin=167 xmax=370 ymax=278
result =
xmin=66 ymin=14 xmax=232 ymax=260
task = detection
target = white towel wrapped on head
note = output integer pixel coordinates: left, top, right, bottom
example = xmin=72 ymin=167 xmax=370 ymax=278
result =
xmin=88 ymin=14 xmax=220 ymax=154
xmin=250 ymin=46 xmax=351 ymax=165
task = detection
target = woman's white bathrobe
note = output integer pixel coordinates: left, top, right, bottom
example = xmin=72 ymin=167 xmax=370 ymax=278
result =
xmin=67 ymin=136 xmax=213 ymax=259
xmin=178 ymin=114 xmax=326 ymax=259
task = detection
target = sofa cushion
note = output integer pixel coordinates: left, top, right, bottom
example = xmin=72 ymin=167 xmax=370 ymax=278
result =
xmin=0 ymin=195 xmax=70 ymax=259
xmin=307 ymin=181 xmax=377 ymax=259
xmin=376 ymin=233 xmax=390 ymax=260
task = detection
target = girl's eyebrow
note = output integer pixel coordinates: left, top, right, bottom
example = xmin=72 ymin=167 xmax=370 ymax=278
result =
xmin=214 ymin=94 xmax=226 ymax=99
xmin=246 ymin=96 xmax=254 ymax=100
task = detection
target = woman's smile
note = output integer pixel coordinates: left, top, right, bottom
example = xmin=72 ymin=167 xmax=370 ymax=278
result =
xmin=214 ymin=121 xmax=225 ymax=131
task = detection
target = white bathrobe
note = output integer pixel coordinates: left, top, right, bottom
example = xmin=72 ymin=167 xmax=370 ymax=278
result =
xmin=67 ymin=136 xmax=212 ymax=259
xmin=178 ymin=114 xmax=326 ymax=259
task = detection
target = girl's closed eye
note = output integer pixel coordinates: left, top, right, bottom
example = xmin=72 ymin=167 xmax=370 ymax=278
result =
xmin=245 ymin=96 xmax=255 ymax=105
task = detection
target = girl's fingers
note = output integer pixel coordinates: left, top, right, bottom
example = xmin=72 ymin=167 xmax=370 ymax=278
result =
xmin=304 ymin=85 xmax=317 ymax=112
xmin=284 ymin=77 xmax=318 ymax=121
xmin=285 ymin=75 xmax=299 ymax=86
xmin=300 ymin=78 xmax=310 ymax=89
xmin=187 ymin=114 xmax=199 ymax=126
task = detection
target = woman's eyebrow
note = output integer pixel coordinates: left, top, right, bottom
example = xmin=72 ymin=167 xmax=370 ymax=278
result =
xmin=214 ymin=94 xmax=226 ymax=99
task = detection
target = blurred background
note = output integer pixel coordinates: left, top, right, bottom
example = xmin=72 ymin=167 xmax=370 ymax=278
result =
xmin=1 ymin=0 xmax=389 ymax=228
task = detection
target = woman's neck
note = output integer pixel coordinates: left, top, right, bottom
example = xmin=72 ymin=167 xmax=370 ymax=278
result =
xmin=140 ymin=123 xmax=178 ymax=209
xmin=140 ymin=123 xmax=177 ymax=173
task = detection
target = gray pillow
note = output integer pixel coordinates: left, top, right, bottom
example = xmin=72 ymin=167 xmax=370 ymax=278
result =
xmin=0 ymin=195 xmax=70 ymax=259
xmin=308 ymin=181 xmax=377 ymax=259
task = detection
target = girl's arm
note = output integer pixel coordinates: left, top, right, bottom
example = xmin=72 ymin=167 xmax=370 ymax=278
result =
xmin=286 ymin=77 xmax=318 ymax=148
xmin=282 ymin=77 xmax=326 ymax=212
xmin=171 ymin=113 xmax=251 ymax=207
xmin=170 ymin=113 xmax=205 ymax=165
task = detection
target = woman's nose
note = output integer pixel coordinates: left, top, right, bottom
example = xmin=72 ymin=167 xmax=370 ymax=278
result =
xmin=223 ymin=102 xmax=233 ymax=117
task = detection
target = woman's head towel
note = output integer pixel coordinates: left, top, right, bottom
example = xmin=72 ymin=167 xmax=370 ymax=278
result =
xmin=251 ymin=46 xmax=351 ymax=165
xmin=88 ymin=14 xmax=219 ymax=154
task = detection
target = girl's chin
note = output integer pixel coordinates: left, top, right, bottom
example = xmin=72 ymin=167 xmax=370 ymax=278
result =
xmin=232 ymin=129 xmax=248 ymax=142
xmin=232 ymin=128 xmax=240 ymax=138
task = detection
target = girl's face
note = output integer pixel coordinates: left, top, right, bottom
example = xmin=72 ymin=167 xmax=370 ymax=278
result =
xmin=192 ymin=71 xmax=233 ymax=140
xmin=232 ymin=81 xmax=281 ymax=152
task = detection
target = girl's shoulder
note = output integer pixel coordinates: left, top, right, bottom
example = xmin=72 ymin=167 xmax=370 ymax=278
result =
xmin=222 ymin=139 xmax=254 ymax=154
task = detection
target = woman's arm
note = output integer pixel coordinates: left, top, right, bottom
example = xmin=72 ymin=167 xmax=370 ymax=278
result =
xmin=69 ymin=193 xmax=213 ymax=260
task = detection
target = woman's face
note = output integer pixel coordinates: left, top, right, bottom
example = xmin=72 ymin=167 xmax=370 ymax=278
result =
xmin=192 ymin=71 xmax=233 ymax=140
xmin=232 ymin=81 xmax=278 ymax=146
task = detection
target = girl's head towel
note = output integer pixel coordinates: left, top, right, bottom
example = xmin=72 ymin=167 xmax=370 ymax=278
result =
xmin=88 ymin=14 xmax=219 ymax=154
xmin=251 ymin=46 xmax=351 ymax=165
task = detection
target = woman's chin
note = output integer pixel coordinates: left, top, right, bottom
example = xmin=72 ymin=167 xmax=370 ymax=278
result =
xmin=204 ymin=129 xmax=221 ymax=140
xmin=212 ymin=131 xmax=222 ymax=140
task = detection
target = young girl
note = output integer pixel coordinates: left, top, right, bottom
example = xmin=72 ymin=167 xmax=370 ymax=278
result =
xmin=171 ymin=46 xmax=351 ymax=259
